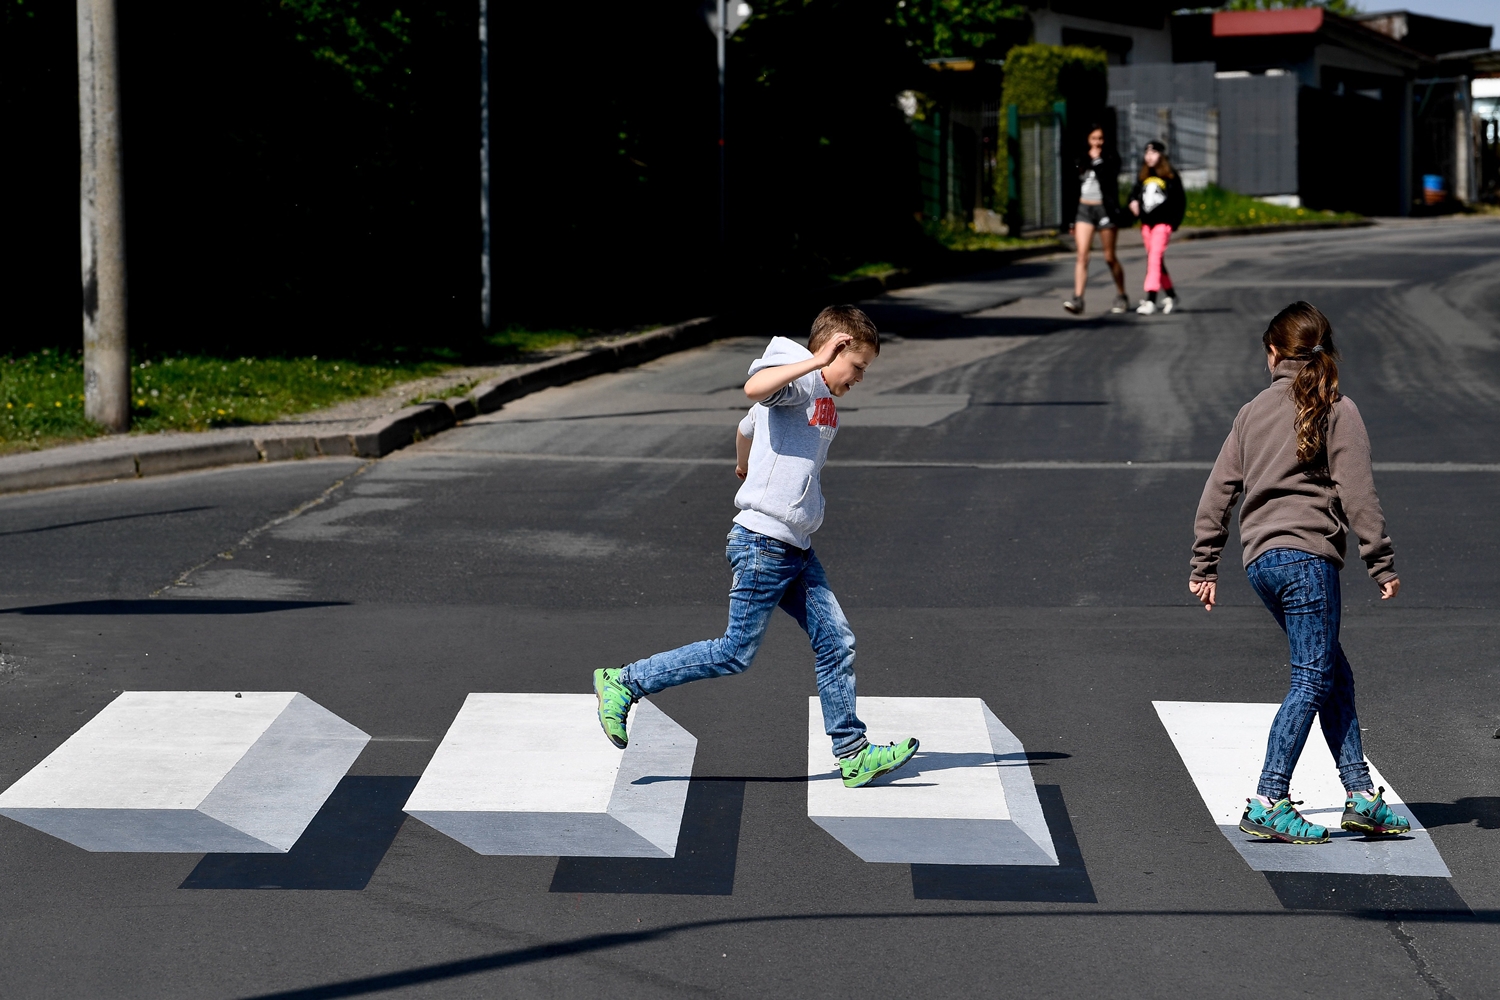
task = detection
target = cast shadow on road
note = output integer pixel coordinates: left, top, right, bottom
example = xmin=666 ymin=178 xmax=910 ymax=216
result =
xmin=1264 ymin=873 xmax=1471 ymax=914
xmin=0 ymin=506 xmax=214 ymax=537
xmin=237 ymin=906 xmax=1500 ymax=1000
xmin=0 ymin=599 xmax=348 ymax=615
xmin=181 ymin=776 xmax=418 ymax=891
xmin=1408 ymin=797 xmax=1500 ymax=830
xmin=550 ymin=779 xmax=745 ymax=896
xmin=912 ymin=785 xmax=1096 ymax=903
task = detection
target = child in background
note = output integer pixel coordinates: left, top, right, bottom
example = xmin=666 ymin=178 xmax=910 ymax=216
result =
xmin=1189 ymin=301 xmax=1410 ymax=845
xmin=1128 ymin=140 xmax=1186 ymax=315
xmin=593 ymin=306 xmax=920 ymax=789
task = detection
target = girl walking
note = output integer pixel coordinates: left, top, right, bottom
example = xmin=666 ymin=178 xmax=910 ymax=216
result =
xmin=1189 ymin=302 xmax=1410 ymax=845
xmin=1062 ymin=124 xmax=1129 ymax=315
xmin=1127 ymin=140 xmax=1185 ymax=314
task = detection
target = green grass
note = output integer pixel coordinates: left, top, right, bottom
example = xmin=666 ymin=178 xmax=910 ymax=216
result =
xmin=0 ymin=349 xmax=449 ymax=456
xmin=1180 ymin=185 xmax=1362 ymax=229
xmin=484 ymin=324 xmax=587 ymax=356
xmin=924 ymin=218 xmax=1059 ymax=253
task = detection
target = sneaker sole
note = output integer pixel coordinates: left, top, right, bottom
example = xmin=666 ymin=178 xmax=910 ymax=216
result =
xmin=1340 ymin=811 xmax=1409 ymax=836
xmin=593 ymin=672 xmax=629 ymax=749
xmin=1238 ymin=818 xmax=1329 ymax=844
xmin=842 ymin=739 xmax=920 ymax=788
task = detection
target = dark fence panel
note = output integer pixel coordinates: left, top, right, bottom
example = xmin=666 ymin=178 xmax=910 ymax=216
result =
xmin=1216 ymin=74 xmax=1299 ymax=197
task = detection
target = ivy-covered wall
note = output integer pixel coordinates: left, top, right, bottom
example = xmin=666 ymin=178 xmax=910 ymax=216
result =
xmin=995 ymin=44 xmax=1109 ymax=217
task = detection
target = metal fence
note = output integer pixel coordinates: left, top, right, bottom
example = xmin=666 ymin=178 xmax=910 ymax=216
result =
xmin=1016 ymin=116 xmax=1061 ymax=231
xmin=1117 ymin=102 xmax=1219 ymax=189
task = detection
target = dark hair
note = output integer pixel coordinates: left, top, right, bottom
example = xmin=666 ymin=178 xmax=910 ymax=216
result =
xmin=1083 ymin=123 xmax=1107 ymax=153
xmin=809 ymin=305 xmax=879 ymax=355
xmin=1263 ymin=301 xmax=1340 ymax=464
xmin=1139 ymin=144 xmax=1177 ymax=182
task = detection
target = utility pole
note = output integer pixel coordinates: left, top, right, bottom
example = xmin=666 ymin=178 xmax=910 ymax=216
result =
xmin=77 ymin=0 xmax=129 ymax=431
xmin=479 ymin=0 xmax=492 ymax=330
xmin=704 ymin=1 xmax=751 ymax=248
xmin=716 ymin=0 xmax=726 ymax=246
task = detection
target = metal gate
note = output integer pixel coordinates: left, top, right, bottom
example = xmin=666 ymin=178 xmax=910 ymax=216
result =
xmin=1119 ymin=102 xmax=1219 ymax=189
xmin=1013 ymin=113 xmax=1061 ymax=231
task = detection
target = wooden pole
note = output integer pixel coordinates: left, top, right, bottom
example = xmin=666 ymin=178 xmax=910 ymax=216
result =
xmin=77 ymin=0 xmax=129 ymax=431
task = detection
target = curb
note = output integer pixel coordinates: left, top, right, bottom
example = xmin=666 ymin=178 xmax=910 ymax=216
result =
xmin=0 ymin=316 xmax=723 ymax=497
xmin=1178 ymin=219 xmax=1374 ymax=241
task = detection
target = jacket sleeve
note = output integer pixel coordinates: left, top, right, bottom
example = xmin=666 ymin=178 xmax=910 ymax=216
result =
xmin=1101 ymin=151 xmax=1123 ymax=215
xmin=1165 ymin=174 xmax=1187 ymax=230
xmin=1126 ymin=178 xmax=1144 ymax=216
xmin=761 ymin=371 xmax=814 ymax=409
xmin=1327 ymin=397 xmax=1396 ymax=583
xmin=1191 ymin=417 xmax=1245 ymax=581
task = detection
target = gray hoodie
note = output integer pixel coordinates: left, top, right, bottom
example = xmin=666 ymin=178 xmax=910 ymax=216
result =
xmin=734 ymin=337 xmax=840 ymax=549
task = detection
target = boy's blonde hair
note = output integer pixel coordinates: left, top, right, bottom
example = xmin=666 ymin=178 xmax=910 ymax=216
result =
xmin=808 ymin=305 xmax=879 ymax=355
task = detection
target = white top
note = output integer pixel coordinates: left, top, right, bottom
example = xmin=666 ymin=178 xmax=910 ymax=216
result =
xmin=1079 ymin=164 xmax=1103 ymax=203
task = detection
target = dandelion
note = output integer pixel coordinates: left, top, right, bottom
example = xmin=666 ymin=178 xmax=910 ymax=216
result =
xmin=54 ymin=401 xmax=62 ymax=407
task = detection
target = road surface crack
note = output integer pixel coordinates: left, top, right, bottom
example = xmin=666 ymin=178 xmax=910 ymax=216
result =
xmin=1387 ymin=918 xmax=1456 ymax=1000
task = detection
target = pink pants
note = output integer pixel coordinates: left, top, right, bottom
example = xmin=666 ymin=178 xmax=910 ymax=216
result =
xmin=1141 ymin=223 xmax=1174 ymax=293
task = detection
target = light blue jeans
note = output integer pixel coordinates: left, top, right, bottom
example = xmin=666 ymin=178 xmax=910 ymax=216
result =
xmin=620 ymin=525 xmax=868 ymax=757
xmin=1246 ymin=548 xmax=1373 ymax=801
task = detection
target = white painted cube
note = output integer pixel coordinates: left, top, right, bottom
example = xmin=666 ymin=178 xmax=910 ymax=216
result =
xmin=403 ymin=693 xmax=696 ymax=857
xmin=1153 ymin=701 xmax=1449 ymax=877
xmin=0 ymin=691 xmax=370 ymax=853
xmin=807 ymin=697 xmax=1058 ymax=866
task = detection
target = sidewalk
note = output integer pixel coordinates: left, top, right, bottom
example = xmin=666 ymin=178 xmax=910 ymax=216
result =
xmin=0 ymin=318 xmax=719 ymax=495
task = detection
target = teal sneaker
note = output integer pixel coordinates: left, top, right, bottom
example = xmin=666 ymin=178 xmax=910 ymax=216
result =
xmin=1342 ymin=786 xmax=1411 ymax=836
xmin=593 ymin=667 xmax=635 ymax=749
xmin=1239 ymin=796 xmax=1330 ymax=844
xmin=839 ymin=738 xmax=920 ymax=788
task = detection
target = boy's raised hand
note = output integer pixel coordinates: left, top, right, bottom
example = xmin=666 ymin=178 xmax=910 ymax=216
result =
xmin=812 ymin=332 xmax=853 ymax=368
xmin=1188 ymin=578 xmax=1216 ymax=611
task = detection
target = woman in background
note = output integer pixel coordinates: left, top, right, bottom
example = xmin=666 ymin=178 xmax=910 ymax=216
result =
xmin=1062 ymin=124 xmax=1129 ymax=316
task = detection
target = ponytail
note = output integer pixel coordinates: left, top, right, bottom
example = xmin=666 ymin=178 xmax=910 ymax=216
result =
xmin=1262 ymin=301 xmax=1340 ymax=464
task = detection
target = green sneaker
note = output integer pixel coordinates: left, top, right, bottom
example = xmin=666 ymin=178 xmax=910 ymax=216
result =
xmin=1342 ymin=786 xmax=1411 ymax=836
xmin=839 ymin=738 xmax=920 ymax=788
xmin=593 ymin=667 xmax=635 ymax=749
xmin=1239 ymin=796 xmax=1329 ymax=844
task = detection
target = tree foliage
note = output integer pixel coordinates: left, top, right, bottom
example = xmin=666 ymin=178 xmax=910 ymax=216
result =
xmin=890 ymin=0 xmax=1028 ymax=60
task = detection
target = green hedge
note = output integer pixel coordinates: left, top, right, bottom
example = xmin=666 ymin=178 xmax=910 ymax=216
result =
xmin=996 ymin=44 xmax=1108 ymax=217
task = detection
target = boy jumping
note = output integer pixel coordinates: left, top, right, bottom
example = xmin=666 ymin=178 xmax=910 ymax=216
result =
xmin=593 ymin=305 xmax=919 ymax=788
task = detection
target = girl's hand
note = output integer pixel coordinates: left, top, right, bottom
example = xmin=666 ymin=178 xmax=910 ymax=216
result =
xmin=1380 ymin=578 xmax=1400 ymax=600
xmin=1189 ymin=579 xmax=1216 ymax=611
xmin=1129 ymin=200 xmax=1140 ymax=216
xmin=1067 ymin=223 xmax=1076 ymax=234
xmin=734 ymin=463 xmax=747 ymax=481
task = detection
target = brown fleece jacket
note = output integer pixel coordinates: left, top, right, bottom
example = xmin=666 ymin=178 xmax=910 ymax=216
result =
xmin=1191 ymin=360 xmax=1396 ymax=584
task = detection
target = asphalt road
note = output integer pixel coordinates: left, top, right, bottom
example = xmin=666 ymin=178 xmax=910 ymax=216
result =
xmin=2 ymin=218 xmax=1498 ymax=999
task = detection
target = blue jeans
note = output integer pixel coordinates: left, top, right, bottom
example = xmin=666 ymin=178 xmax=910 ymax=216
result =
xmin=620 ymin=525 xmax=867 ymax=757
xmin=1246 ymin=548 xmax=1373 ymax=800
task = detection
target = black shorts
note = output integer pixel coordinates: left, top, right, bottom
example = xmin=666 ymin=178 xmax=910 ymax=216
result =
xmin=1075 ymin=203 xmax=1115 ymax=229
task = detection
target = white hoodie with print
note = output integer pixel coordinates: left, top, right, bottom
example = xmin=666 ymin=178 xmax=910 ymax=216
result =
xmin=733 ymin=336 xmax=840 ymax=549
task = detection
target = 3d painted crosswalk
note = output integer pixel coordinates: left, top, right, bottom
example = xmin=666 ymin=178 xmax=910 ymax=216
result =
xmin=0 ymin=691 xmax=368 ymax=853
xmin=807 ymin=697 xmax=1058 ymax=866
xmin=1154 ymin=701 xmax=1449 ymax=877
xmin=402 ymin=693 xmax=696 ymax=857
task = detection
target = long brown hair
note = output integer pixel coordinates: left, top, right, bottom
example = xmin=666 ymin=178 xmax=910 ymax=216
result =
xmin=1139 ymin=152 xmax=1176 ymax=182
xmin=1263 ymin=301 xmax=1340 ymax=464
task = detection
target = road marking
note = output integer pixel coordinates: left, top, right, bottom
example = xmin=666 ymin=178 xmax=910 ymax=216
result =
xmin=420 ymin=452 xmax=1500 ymax=473
xmin=403 ymin=693 xmax=696 ymax=858
xmin=807 ymin=697 xmax=1057 ymax=866
xmin=0 ymin=692 xmax=368 ymax=853
xmin=1153 ymin=701 xmax=1449 ymax=877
